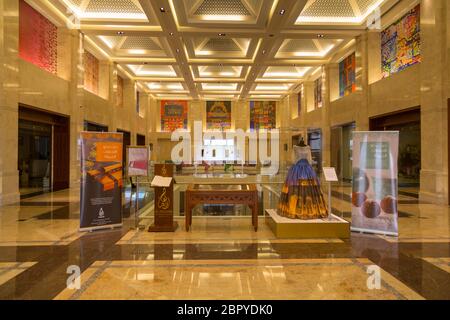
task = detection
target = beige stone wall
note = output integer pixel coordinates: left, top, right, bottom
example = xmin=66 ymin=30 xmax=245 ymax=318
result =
xmin=0 ymin=3 xmax=150 ymax=204
xmin=283 ymin=0 xmax=450 ymax=205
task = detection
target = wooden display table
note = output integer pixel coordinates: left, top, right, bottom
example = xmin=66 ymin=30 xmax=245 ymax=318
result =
xmin=185 ymin=184 xmax=258 ymax=232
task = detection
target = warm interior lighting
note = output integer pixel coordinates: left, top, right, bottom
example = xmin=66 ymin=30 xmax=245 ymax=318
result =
xmin=61 ymin=0 xmax=147 ymax=20
xmin=200 ymin=15 xmax=246 ymax=21
xmin=196 ymin=50 xmax=213 ymax=56
xmin=202 ymin=83 xmax=238 ymax=91
xmin=297 ymin=0 xmax=386 ymax=24
xmin=255 ymin=84 xmax=292 ymax=91
xmin=98 ymin=36 xmax=115 ymax=49
xmin=250 ymin=95 xmax=282 ymax=99
xmin=294 ymin=45 xmax=334 ymax=57
xmin=128 ymin=49 xmax=147 ymax=55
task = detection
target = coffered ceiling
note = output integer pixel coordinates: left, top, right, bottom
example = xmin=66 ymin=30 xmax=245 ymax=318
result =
xmin=32 ymin=0 xmax=400 ymax=100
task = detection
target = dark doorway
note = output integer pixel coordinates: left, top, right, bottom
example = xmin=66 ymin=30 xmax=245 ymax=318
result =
xmin=370 ymin=108 xmax=421 ymax=195
xmin=137 ymin=134 xmax=146 ymax=146
xmin=84 ymin=120 xmax=108 ymax=132
xmin=307 ymin=128 xmax=322 ymax=174
xmin=330 ymin=122 xmax=355 ymax=182
xmin=18 ymin=105 xmax=70 ymax=197
xmin=117 ymin=129 xmax=131 ymax=174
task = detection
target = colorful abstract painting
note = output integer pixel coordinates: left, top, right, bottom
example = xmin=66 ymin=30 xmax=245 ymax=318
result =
xmin=206 ymin=101 xmax=232 ymax=130
xmin=250 ymin=101 xmax=276 ymax=130
xmin=161 ymin=100 xmax=188 ymax=132
xmin=381 ymin=5 xmax=421 ymax=78
xmin=19 ymin=0 xmax=57 ymax=74
xmin=84 ymin=51 xmax=99 ymax=94
xmin=314 ymin=77 xmax=323 ymax=109
xmin=339 ymin=52 xmax=356 ymax=97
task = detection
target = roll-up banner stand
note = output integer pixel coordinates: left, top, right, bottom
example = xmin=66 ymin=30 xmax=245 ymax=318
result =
xmin=351 ymin=131 xmax=399 ymax=236
xmin=80 ymin=132 xmax=123 ymax=232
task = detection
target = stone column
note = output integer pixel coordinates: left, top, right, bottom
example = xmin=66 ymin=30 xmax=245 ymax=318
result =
xmin=419 ymin=0 xmax=449 ymax=204
xmin=321 ymin=66 xmax=331 ymax=167
xmin=355 ymin=33 xmax=370 ymax=131
xmin=0 ymin=0 xmax=20 ymax=205
xmin=68 ymin=30 xmax=85 ymax=187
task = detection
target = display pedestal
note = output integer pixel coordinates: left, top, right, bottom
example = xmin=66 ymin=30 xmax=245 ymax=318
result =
xmin=148 ymin=164 xmax=178 ymax=233
xmin=265 ymin=209 xmax=350 ymax=239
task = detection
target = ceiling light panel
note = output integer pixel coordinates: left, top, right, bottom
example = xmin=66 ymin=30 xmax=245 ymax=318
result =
xmin=193 ymin=37 xmax=251 ymax=58
xmin=147 ymin=82 xmax=185 ymax=91
xmin=63 ymin=0 xmax=149 ymax=20
xmin=194 ymin=0 xmax=251 ymax=16
xmin=276 ymin=39 xmax=343 ymax=58
xmin=296 ymin=0 xmax=386 ymax=24
xmin=127 ymin=65 xmax=178 ymax=77
xmin=254 ymin=84 xmax=293 ymax=91
xmin=201 ymin=83 xmax=239 ymax=91
xmin=198 ymin=66 xmax=243 ymax=78
xmin=249 ymin=94 xmax=283 ymax=99
xmin=263 ymin=66 xmax=312 ymax=79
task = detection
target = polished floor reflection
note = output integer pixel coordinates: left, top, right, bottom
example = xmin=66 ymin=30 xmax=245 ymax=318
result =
xmin=0 ymin=185 xmax=448 ymax=300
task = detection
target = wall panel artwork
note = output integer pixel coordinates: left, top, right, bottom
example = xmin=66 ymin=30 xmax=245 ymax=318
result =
xmin=84 ymin=51 xmax=99 ymax=94
xmin=161 ymin=100 xmax=188 ymax=132
xmin=19 ymin=0 xmax=57 ymax=74
xmin=206 ymin=101 xmax=232 ymax=130
xmin=116 ymin=76 xmax=124 ymax=108
xmin=297 ymin=87 xmax=302 ymax=118
xmin=136 ymin=91 xmax=140 ymax=114
xmin=250 ymin=101 xmax=276 ymax=130
xmin=339 ymin=52 xmax=356 ymax=97
xmin=314 ymin=77 xmax=323 ymax=109
xmin=381 ymin=5 xmax=421 ymax=78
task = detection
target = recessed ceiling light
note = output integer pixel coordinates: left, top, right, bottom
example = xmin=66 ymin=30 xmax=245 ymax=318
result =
xmin=317 ymin=34 xmax=325 ymax=38
xmin=160 ymin=7 xmax=166 ymax=13
xmin=279 ymin=9 xmax=286 ymax=15
xmin=117 ymin=31 xmax=125 ymax=35
xmin=262 ymin=49 xmax=266 ymax=54
xmin=218 ymin=33 xmax=226 ymax=36
xmin=176 ymin=48 xmax=180 ymax=53
xmin=169 ymin=32 xmax=174 ymax=36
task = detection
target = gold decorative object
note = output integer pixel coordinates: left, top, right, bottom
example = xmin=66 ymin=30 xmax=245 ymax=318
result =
xmin=158 ymin=187 xmax=170 ymax=210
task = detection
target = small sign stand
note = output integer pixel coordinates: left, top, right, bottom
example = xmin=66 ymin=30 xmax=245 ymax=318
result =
xmin=127 ymin=146 xmax=150 ymax=231
xmin=322 ymin=167 xmax=339 ymax=220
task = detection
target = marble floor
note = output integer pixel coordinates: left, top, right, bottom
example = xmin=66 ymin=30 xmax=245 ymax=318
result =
xmin=0 ymin=185 xmax=448 ymax=300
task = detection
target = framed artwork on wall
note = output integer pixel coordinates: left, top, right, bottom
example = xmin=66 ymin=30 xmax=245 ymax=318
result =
xmin=206 ymin=101 xmax=232 ymax=131
xmin=339 ymin=52 xmax=356 ymax=97
xmin=250 ymin=101 xmax=276 ymax=130
xmin=381 ymin=4 xmax=421 ymax=78
xmin=314 ymin=77 xmax=323 ymax=109
xmin=160 ymin=100 xmax=188 ymax=132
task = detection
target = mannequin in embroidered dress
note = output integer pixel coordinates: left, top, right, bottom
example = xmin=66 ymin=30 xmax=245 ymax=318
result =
xmin=278 ymin=137 xmax=328 ymax=219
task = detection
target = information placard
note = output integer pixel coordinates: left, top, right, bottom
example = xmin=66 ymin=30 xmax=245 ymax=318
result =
xmin=127 ymin=146 xmax=149 ymax=177
xmin=323 ymin=167 xmax=338 ymax=182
